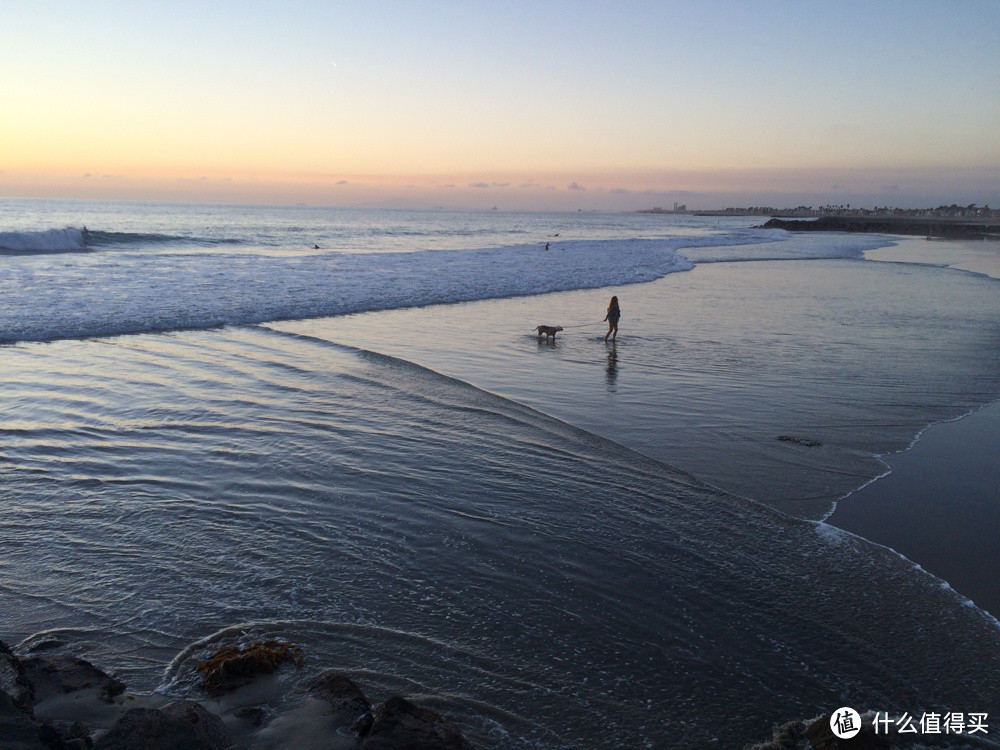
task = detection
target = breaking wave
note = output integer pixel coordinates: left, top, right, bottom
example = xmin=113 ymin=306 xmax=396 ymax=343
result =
xmin=0 ymin=228 xmax=86 ymax=254
xmin=2 ymin=238 xmax=698 ymax=343
xmin=0 ymin=227 xmax=245 ymax=255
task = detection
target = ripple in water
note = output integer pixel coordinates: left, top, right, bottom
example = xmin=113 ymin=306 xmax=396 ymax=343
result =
xmin=3 ymin=326 xmax=999 ymax=747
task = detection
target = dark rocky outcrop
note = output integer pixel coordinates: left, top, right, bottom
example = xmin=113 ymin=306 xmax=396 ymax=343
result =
xmin=38 ymin=720 xmax=94 ymax=750
xmin=760 ymin=216 xmax=1000 ymax=239
xmin=361 ymin=695 xmax=474 ymax=750
xmin=803 ymin=713 xmax=889 ymax=749
xmin=307 ymin=671 xmax=373 ymax=734
xmin=21 ymin=655 xmax=125 ymax=705
xmin=92 ymin=702 xmax=233 ymax=750
xmin=1 ymin=636 xmax=477 ymax=750
xmin=230 ymin=705 xmax=266 ymax=728
xmin=1 ymin=639 xmax=35 ymax=712
xmin=195 ymin=640 xmax=304 ymax=696
xmin=0 ymin=690 xmax=49 ymax=750
xmin=1 ymin=640 xmax=101 ymax=750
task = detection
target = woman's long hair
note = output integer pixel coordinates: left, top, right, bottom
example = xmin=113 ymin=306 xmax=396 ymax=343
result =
xmin=608 ymin=295 xmax=619 ymax=310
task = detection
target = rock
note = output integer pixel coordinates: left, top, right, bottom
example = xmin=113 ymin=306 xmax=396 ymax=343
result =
xmin=743 ymin=718 xmax=807 ymax=749
xmin=48 ymin=721 xmax=95 ymax=749
xmin=804 ymin=713 xmax=889 ymax=750
xmin=1 ymin=642 xmax=98 ymax=749
xmin=231 ymin=705 xmax=266 ymax=727
xmin=37 ymin=719 xmax=95 ymax=749
xmin=0 ymin=691 xmax=48 ymax=750
xmin=21 ymin=655 xmax=126 ymax=705
xmin=307 ymin=671 xmax=372 ymax=732
xmin=361 ymin=695 xmax=474 ymax=750
xmin=777 ymin=435 xmax=822 ymax=448
xmin=0 ymin=639 xmax=35 ymax=712
xmin=93 ymin=701 xmax=233 ymax=750
xmin=196 ymin=640 xmax=304 ymax=696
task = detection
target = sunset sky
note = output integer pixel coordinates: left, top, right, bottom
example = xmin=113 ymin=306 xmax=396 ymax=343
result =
xmin=2 ymin=1 xmax=997 ymax=210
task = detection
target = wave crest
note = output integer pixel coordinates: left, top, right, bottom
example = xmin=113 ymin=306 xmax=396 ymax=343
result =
xmin=0 ymin=228 xmax=86 ymax=254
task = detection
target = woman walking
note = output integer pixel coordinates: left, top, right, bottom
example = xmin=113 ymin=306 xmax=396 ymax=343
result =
xmin=604 ymin=295 xmax=620 ymax=342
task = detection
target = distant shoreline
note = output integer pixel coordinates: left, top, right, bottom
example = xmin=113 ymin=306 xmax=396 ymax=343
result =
xmin=758 ymin=215 xmax=1000 ymax=239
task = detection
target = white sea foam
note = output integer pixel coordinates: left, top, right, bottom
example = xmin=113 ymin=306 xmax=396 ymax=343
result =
xmin=4 ymin=238 xmax=697 ymax=343
xmin=813 ymin=521 xmax=853 ymax=546
xmin=681 ymin=230 xmax=892 ymax=263
xmin=0 ymin=221 xmax=895 ymax=344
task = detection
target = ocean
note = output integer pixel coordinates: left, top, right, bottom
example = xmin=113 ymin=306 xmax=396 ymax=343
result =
xmin=2 ymin=198 xmax=999 ymax=748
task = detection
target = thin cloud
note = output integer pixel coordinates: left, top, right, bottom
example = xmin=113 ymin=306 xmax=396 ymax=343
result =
xmin=567 ymin=182 xmax=586 ymax=191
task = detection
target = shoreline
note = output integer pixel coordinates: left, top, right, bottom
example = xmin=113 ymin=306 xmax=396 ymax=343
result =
xmin=832 ymin=237 xmax=1000 ymax=616
xmin=760 ymin=215 xmax=1000 ymax=239
xmin=828 ymin=399 xmax=1000 ymax=617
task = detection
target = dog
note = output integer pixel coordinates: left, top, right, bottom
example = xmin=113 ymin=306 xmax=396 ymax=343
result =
xmin=535 ymin=325 xmax=564 ymax=340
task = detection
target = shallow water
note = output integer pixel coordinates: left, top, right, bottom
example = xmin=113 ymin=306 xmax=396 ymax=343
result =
xmin=866 ymin=236 xmax=1000 ymax=280
xmin=273 ymin=255 xmax=1000 ymax=521
xmin=4 ymin=326 xmax=1000 ymax=748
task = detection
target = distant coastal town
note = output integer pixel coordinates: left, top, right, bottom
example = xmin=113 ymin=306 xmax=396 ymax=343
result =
xmin=639 ymin=202 xmax=1000 ymax=219
xmin=636 ymin=202 xmax=1000 ymax=239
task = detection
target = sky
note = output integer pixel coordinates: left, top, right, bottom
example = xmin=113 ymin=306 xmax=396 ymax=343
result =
xmin=1 ymin=0 xmax=998 ymax=211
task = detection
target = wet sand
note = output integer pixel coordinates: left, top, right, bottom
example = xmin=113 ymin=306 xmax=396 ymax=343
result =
xmin=864 ymin=235 xmax=1000 ymax=280
xmin=828 ymin=400 xmax=1000 ymax=617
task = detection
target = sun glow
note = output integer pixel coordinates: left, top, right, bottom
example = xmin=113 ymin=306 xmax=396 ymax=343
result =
xmin=2 ymin=1 xmax=997 ymax=209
